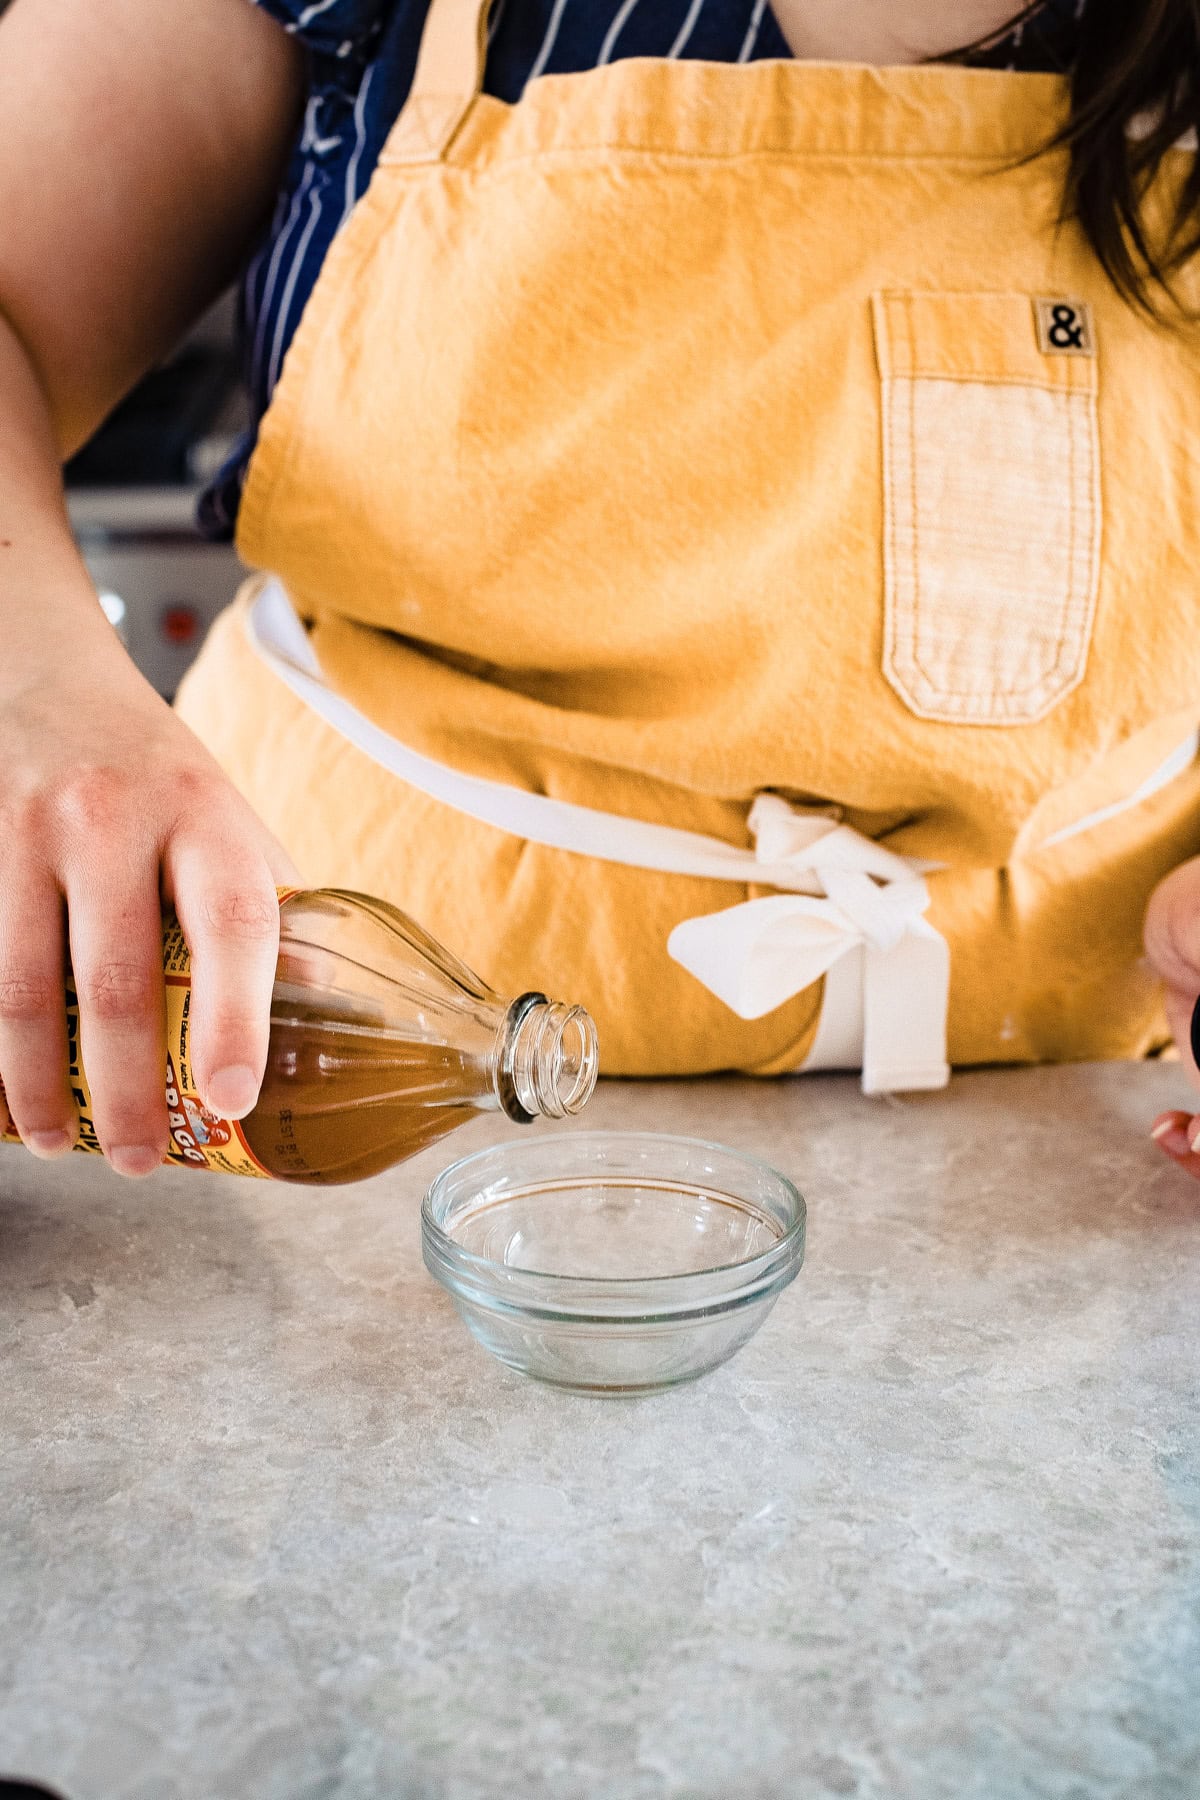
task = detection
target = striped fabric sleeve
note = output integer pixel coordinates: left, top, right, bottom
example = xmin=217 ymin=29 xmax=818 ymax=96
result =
xmin=247 ymin=0 xmax=390 ymax=55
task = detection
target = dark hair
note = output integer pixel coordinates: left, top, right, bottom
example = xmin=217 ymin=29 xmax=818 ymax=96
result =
xmin=960 ymin=1 xmax=1200 ymax=317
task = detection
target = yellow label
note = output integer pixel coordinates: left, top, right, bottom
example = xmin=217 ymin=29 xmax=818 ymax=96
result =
xmin=0 ymin=890 xmax=300 ymax=1180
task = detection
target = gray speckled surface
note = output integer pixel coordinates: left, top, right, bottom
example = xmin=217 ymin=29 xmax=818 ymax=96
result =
xmin=2 ymin=1064 xmax=1199 ymax=1800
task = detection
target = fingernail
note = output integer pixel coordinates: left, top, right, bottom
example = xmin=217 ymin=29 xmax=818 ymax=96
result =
xmin=1189 ymin=1125 xmax=1200 ymax=1157
xmin=204 ymin=1065 xmax=259 ymax=1120
xmin=26 ymin=1129 xmax=74 ymax=1159
xmin=108 ymin=1145 xmax=163 ymax=1179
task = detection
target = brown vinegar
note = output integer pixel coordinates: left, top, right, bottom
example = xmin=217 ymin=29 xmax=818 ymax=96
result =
xmin=0 ymin=888 xmax=599 ymax=1185
xmin=241 ymin=1007 xmax=481 ymax=1186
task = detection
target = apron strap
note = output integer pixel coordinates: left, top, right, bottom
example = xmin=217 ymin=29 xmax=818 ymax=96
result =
xmin=380 ymin=0 xmax=493 ymax=165
xmin=243 ymin=577 xmax=953 ymax=1094
xmin=243 ymin=581 xmax=819 ymax=889
xmin=239 ymin=578 xmax=1200 ymax=1092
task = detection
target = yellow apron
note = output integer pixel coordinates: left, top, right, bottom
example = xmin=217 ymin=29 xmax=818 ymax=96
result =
xmin=176 ymin=0 xmax=1200 ymax=1081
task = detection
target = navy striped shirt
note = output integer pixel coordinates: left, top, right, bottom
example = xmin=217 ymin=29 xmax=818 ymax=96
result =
xmin=198 ymin=0 xmax=1087 ymax=537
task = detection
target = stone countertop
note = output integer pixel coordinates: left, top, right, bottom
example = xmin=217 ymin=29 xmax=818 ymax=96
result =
xmin=1 ymin=1064 xmax=1199 ymax=1800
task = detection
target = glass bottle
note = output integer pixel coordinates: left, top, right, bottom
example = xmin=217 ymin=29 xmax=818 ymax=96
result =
xmin=1 ymin=889 xmax=599 ymax=1186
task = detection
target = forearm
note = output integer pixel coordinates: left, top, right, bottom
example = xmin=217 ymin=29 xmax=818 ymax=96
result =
xmin=0 ymin=0 xmax=304 ymax=1171
xmin=0 ymin=308 xmax=121 ymax=683
xmin=0 ymin=0 xmax=303 ymax=461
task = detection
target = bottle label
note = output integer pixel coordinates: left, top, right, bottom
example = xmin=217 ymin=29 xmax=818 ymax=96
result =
xmin=0 ymin=891 xmax=299 ymax=1180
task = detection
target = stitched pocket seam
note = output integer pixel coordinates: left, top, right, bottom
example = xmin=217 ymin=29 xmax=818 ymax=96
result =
xmin=877 ymin=296 xmax=1101 ymax=728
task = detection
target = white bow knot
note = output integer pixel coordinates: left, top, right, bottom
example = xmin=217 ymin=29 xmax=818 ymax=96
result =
xmin=667 ymin=794 xmax=950 ymax=1093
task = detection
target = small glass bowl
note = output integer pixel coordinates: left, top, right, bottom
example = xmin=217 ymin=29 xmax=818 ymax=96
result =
xmin=421 ymin=1131 xmax=806 ymax=1394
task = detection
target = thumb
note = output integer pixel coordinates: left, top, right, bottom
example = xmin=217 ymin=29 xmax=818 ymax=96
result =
xmin=1144 ymin=856 xmax=1200 ymax=997
xmin=1145 ymin=856 xmax=1200 ymax=1084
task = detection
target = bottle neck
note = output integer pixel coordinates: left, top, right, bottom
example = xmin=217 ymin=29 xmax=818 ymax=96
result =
xmin=495 ymin=993 xmax=599 ymax=1123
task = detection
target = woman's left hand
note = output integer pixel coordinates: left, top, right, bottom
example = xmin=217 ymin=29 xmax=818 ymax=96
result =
xmin=1144 ymin=855 xmax=1200 ymax=1176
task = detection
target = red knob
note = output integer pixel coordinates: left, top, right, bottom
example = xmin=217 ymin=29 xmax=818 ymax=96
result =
xmin=160 ymin=602 xmax=200 ymax=646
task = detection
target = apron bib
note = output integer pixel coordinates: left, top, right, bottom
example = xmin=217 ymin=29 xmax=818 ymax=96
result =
xmin=176 ymin=2 xmax=1200 ymax=1083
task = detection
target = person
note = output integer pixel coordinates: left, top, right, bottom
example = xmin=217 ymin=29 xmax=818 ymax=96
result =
xmin=3 ymin=0 xmax=1200 ymax=1180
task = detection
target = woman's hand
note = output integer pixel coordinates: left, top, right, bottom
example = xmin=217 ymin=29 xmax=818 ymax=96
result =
xmin=0 ymin=0 xmax=305 ymax=1174
xmin=0 ymin=622 xmax=300 ymax=1175
xmin=1144 ymin=855 xmax=1200 ymax=1176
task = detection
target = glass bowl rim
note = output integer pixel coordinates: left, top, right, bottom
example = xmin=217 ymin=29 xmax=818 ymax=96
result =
xmin=421 ymin=1129 xmax=806 ymax=1322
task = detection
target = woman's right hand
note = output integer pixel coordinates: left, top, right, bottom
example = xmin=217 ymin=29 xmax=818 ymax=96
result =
xmin=0 ymin=628 xmax=300 ymax=1176
xmin=0 ymin=0 xmax=306 ymax=1174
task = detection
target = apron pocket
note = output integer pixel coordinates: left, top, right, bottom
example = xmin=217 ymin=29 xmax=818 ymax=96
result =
xmin=872 ymin=291 xmax=1101 ymax=726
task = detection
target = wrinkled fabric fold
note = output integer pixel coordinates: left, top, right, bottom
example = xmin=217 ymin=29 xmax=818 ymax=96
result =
xmin=246 ymin=578 xmax=952 ymax=1092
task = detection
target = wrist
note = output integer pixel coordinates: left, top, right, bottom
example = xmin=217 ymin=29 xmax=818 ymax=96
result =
xmin=0 ymin=557 xmax=134 ymax=693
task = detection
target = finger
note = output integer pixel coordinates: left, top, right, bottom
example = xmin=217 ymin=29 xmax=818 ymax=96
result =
xmin=160 ymin=822 xmax=302 ymax=911
xmin=1145 ymin=857 xmax=1200 ymax=997
xmin=0 ymin=871 xmax=76 ymax=1158
xmin=266 ymin=836 xmax=303 ymax=889
xmin=66 ymin=865 xmax=167 ymax=1178
xmin=1150 ymin=1110 xmax=1200 ymax=1179
xmin=164 ymin=840 xmax=280 ymax=1120
xmin=1151 ymin=1109 xmax=1193 ymax=1152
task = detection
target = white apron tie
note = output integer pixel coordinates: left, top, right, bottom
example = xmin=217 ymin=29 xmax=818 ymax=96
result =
xmin=236 ymin=578 xmax=1196 ymax=1096
xmin=243 ymin=578 xmax=952 ymax=1093
xmin=667 ymin=795 xmax=951 ymax=1092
